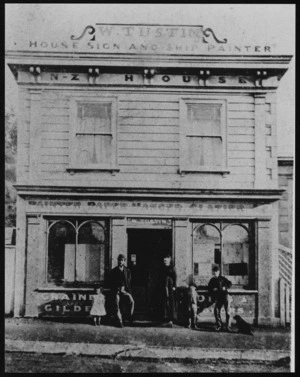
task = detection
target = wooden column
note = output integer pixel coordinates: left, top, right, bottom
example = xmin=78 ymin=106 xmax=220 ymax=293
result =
xmin=174 ymin=219 xmax=189 ymax=286
xmin=29 ymin=90 xmax=42 ymax=181
xmin=254 ymin=94 xmax=267 ymax=188
xmin=24 ymin=216 xmax=42 ymax=317
xmin=111 ymin=217 xmax=127 ymax=268
xmin=38 ymin=217 xmax=48 ymax=287
xmin=267 ymin=93 xmax=278 ymax=187
xmin=257 ymin=219 xmax=276 ymax=325
xmin=13 ymin=196 xmax=27 ymax=317
xmin=16 ymin=89 xmax=29 ymax=183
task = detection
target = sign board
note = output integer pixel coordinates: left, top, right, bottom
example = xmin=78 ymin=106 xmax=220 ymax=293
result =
xmin=25 ymin=198 xmax=271 ymax=220
xmin=8 ymin=23 xmax=276 ymax=56
xmin=37 ymin=292 xmax=93 ymax=316
xmin=127 ymin=217 xmax=172 ymax=228
xmin=17 ymin=70 xmax=280 ymax=88
xmin=196 ymin=291 xmax=256 ymax=319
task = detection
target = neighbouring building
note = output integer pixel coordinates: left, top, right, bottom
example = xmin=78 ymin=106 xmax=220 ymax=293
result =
xmin=6 ymin=24 xmax=293 ymax=325
xmin=277 ymin=156 xmax=294 ymax=249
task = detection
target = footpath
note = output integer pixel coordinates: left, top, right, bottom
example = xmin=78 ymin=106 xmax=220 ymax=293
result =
xmin=5 ymin=317 xmax=292 ymax=364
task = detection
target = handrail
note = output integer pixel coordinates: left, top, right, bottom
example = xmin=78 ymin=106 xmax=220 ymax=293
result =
xmin=278 ymin=244 xmax=293 ymax=255
xmin=278 ymin=244 xmax=293 ymax=288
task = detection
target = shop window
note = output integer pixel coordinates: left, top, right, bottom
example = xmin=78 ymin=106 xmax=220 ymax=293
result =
xmin=222 ymin=224 xmax=249 ymax=287
xmin=193 ymin=224 xmax=221 ymax=283
xmin=192 ymin=222 xmax=253 ymax=289
xmin=47 ymin=219 xmax=108 ymax=284
xmin=69 ymin=98 xmax=118 ymax=171
xmin=179 ymin=99 xmax=228 ymax=173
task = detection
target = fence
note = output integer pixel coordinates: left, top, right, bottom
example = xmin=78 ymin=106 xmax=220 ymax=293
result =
xmin=278 ymin=244 xmax=292 ymax=326
xmin=5 ymin=245 xmax=16 ymax=315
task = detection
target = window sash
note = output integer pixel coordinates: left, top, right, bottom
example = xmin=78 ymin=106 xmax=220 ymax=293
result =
xmin=75 ymin=134 xmax=112 ymax=166
xmin=187 ymin=103 xmax=222 ymax=137
xmin=69 ymin=97 xmax=118 ymax=170
xmin=180 ymin=98 xmax=227 ymax=172
xmin=186 ymin=137 xmax=223 ymax=167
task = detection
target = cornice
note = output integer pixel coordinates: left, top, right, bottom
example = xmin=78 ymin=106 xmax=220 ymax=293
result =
xmin=14 ymin=185 xmax=285 ymax=202
xmin=6 ymin=51 xmax=293 ymax=71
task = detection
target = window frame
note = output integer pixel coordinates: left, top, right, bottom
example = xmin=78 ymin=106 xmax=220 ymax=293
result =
xmin=45 ymin=217 xmax=110 ymax=286
xmin=179 ymin=98 xmax=229 ymax=174
xmin=191 ymin=220 xmax=255 ymax=290
xmin=68 ymin=96 xmax=119 ymax=171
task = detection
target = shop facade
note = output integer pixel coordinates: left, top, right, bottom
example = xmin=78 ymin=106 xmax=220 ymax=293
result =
xmin=6 ymin=24 xmax=292 ymax=325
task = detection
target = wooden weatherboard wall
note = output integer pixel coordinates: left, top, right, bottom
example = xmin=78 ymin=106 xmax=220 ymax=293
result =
xmin=19 ymin=88 xmax=262 ymax=190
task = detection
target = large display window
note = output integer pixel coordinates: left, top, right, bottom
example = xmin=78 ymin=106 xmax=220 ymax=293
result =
xmin=47 ymin=218 xmax=109 ymax=284
xmin=192 ymin=221 xmax=255 ymax=289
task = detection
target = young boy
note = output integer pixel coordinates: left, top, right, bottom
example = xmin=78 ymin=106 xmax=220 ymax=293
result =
xmin=187 ymin=283 xmax=198 ymax=329
xmin=208 ymin=266 xmax=232 ymax=332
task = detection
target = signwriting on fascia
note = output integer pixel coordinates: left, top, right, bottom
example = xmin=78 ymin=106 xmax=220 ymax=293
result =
xmin=70 ymin=25 xmax=228 ymax=43
xmin=28 ymin=200 xmax=246 ymax=209
xmin=26 ymin=24 xmax=273 ymax=54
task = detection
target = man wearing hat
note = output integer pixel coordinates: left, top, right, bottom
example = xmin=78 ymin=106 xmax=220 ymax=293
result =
xmin=107 ymin=254 xmax=134 ymax=327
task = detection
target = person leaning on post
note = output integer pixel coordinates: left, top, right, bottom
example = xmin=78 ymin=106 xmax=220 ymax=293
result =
xmin=107 ymin=254 xmax=135 ymax=328
xmin=208 ymin=265 xmax=232 ymax=332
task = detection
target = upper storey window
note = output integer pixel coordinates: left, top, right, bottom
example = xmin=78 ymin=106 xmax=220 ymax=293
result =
xmin=69 ymin=97 xmax=118 ymax=171
xmin=179 ymin=99 xmax=228 ymax=173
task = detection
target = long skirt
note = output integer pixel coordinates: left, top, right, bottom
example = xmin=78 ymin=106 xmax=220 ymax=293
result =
xmin=159 ymin=277 xmax=175 ymax=321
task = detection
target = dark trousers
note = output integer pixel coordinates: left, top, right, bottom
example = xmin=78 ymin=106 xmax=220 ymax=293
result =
xmin=112 ymin=290 xmax=134 ymax=323
xmin=188 ymin=304 xmax=197 ymax=328
xmin=162 ymin=278 xmax=175 ymax=322
xmin=214 ymin=295 xmax=230 ymax=328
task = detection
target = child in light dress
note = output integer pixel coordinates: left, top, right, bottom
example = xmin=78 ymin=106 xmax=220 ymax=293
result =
xmin=187 ymin=284 xmax=199 ymax=329
xmin=90 ymin=287 xmax=106 ymax=326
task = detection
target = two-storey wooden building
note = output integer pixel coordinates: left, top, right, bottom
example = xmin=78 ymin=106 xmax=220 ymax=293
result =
xmin=6 ymin=24 xmax=292 ymax=325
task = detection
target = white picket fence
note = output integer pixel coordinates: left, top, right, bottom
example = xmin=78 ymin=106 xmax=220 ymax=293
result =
xmin=278 ymin=244 xmax=292 ymax=326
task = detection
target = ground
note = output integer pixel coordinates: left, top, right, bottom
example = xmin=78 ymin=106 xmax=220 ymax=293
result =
xmin=5 ymin=317 xmax=292 ymax=373
xmin=5 ymin=317 xmax=291 ymax=350
xmin=5 ymin=353 xmax=290 ymax=373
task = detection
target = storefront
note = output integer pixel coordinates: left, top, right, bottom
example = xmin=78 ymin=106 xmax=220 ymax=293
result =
xmin=6 ymin=24 xmax=292 ymax=325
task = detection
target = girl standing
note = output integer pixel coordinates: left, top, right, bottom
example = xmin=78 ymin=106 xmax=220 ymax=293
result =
xmin=90 ymin=287 xmax=106 ymax=326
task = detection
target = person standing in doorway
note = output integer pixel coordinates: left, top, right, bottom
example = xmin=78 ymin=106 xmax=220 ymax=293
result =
xmin=107 ymin=254 xmax=135 ymax=327
xmin=208 ymin=265 xmax=232 ymax=332
xmin=157 ymin=255 xmax=177 ymax=327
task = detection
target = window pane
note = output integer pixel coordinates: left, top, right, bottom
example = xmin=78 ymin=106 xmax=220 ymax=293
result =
xmin=203 ymin=138 xmax=222 ymax=166
xmin=76 ymin=135 xmax=112 ymax=165
xmin=187 ymin=137 xmax=222 ymax=167
xmin=193 ymin=224 xmax=221 ymax=285
xmin=78 ymin=103 xmax=111 ymax=133
xmin=223 ymin=225 xmax=249 ymax=286
xmin=188 ymin=104 xmax=221 ymax=135
xmin=77 ymin=222 xmax=106 ymax=282
xmin=48 ymin=221 xmax=76 ymax=282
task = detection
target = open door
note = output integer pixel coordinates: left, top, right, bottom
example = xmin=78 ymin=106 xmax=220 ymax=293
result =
xmin=127 ymin=229 xmax=172 ymax=318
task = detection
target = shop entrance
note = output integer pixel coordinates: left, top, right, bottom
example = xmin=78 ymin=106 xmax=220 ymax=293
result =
xmin=127 ymin=229 xmax=172 ymax=317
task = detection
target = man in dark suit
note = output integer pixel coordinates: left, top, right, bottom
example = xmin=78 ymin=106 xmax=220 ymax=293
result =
xmin=107 ymin=254 xmax=134 ymax=327
xmin=208 ymin=265 xmax=232 ymax=332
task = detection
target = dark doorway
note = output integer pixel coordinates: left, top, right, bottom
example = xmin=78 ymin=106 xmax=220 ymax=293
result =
xmin=127 ymin=229 xmax=172 ymax=318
